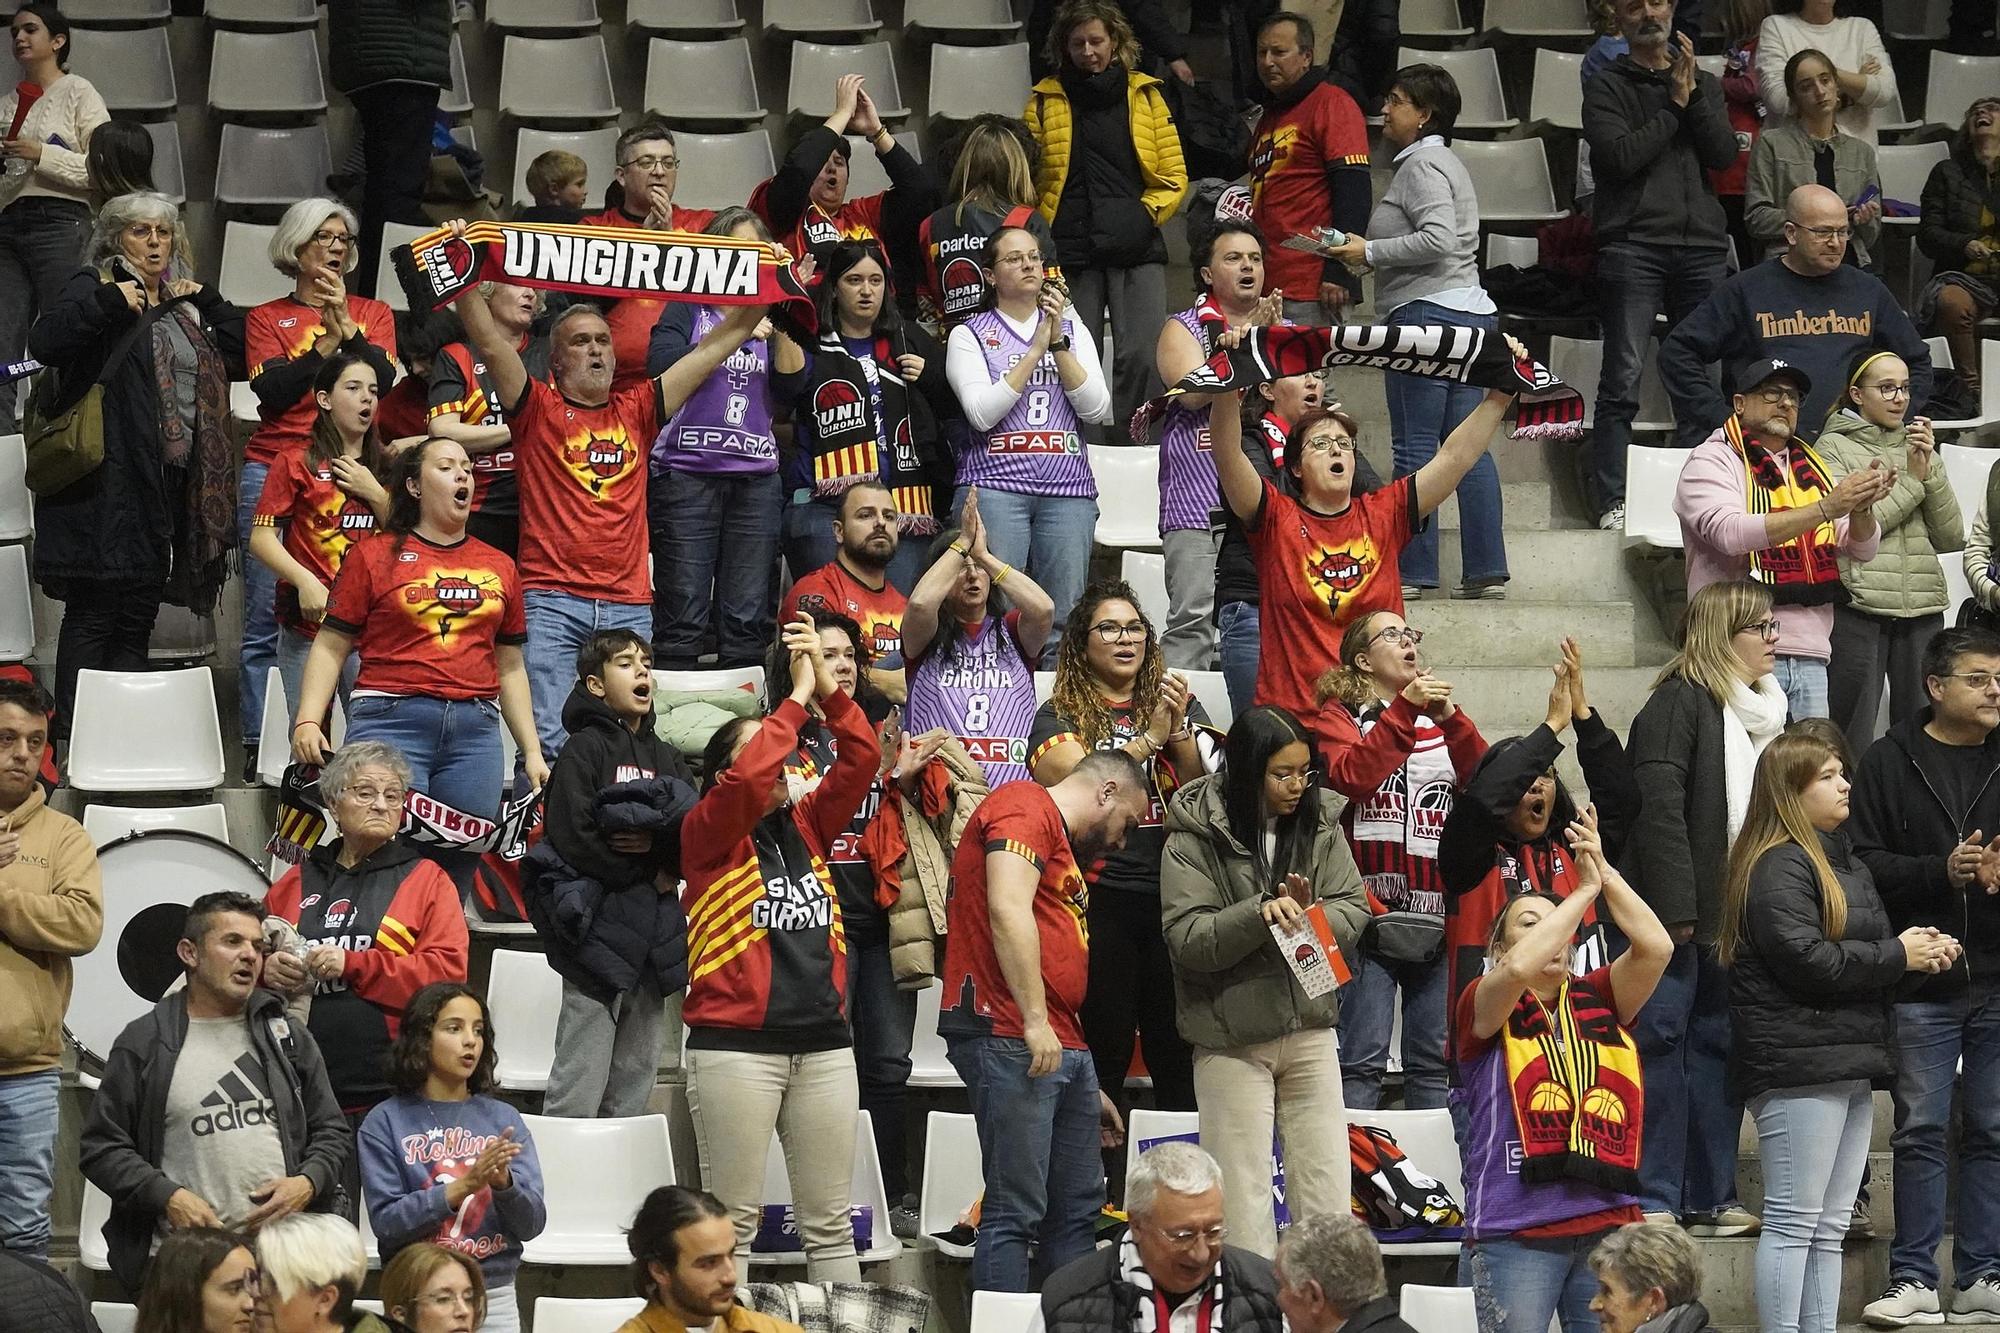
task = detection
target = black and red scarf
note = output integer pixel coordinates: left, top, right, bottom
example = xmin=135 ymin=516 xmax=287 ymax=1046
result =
xmin=1725 ymin=414 xmax=1845 ymax=607
xmin=1502 ymin=971 xmax=1644 ymax=1194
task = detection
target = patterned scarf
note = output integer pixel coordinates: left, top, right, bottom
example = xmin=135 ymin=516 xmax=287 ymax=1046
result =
xmin=1120 ymin=1234 xmax=1225 ymax=1333
xmin=146 ymin=302 xmax=235 ymax=614
xmin=1724 ymin=414 xmax=1845 ymax=606
xmin=1500 ymin=972 xmax=1644 ymax=1194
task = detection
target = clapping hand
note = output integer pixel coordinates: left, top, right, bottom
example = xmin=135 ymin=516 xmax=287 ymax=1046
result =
xmin=1260 ymin=872 xmax=1312 ymax=926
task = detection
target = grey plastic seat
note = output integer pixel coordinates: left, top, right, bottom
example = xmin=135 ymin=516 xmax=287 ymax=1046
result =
xmin=1482 ymin=0 xmax=1591 ymax=38
xmin=929 ymin=43 xmax=1031 ymax=121
xmin=764 ymin=0 xmax=880 ymax=36
xmin=843 ymin=131 xmax=920 ymax=196
xmin=67 ymin=27 xmax=176 ymax=115
xmin=487 ymin=0 xmax=600 ymax=30
xmin=61 ymin=0 xmax=170 ymax=23
xmin=1925 ymin=52 xmax=2000 ymax=131
xmin=1452 ymin=138 xmax=1568 ymax=223
xmin=498 ymin=35 xmax=616 ymax=120
xmin=209 ymin=29 xmax=327 ymax=116
xmin=1528 ymin=49 xmax=1584 ymax=130
xmin=644 ymin=37 xmax=766 ymax=123
xmin=904 ymin=0 xmax=1021 ymax=35
xmin=144 ymin=119 xmax=185 ymax=204
xmin=205 ymin=0 xmax=316 ymax=26
xmin=671 ymin=129 xmax=775 ymax=211
xmin=510 ymin=125 xmax=621 ymax=208
xmin=628 ymin=0 xmax=744 ymax=32
xmin=786 ymin=41 xmax=908 ymax=120
xmin=438 ymin=32 xmax=473 ymax=116
xmin=374 ymin=221 xmax=436 ymax=314
xmin=215 ymin=123 xmax=333 ymax=208
xmin=1399 ymin=0 xmax=1473 ymax=41
xmin=1397 ymin=46 xmax=1515 ymax=132
xmin=218 ymin=222 xmax=292 ymax=307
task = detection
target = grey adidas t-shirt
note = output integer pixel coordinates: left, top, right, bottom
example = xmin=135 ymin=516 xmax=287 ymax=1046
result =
xmin=158 ymin=1016 xmax=287 ymax=1233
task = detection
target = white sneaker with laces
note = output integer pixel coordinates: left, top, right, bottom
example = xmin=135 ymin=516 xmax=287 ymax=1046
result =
xmin=1949 ymin=1274 xmax=2000 ymax=1323
xmin=1866 ymin=1279 xmax=1944 ymax=1327
xmin=1597 ymin=504 xmax=1626 ymax=532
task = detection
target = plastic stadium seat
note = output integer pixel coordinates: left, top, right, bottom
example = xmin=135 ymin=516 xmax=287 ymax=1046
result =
xmin=487 ymin=0 xmax=600 ymax=30
xmin=489 ymin=949 xmax=564 ymax=1091
xmin=905 ymin=0 xmax=1022 ymax=37
xmin=1529 ymin=49 xmax=1584 ymax=130
xmin=148 ymin=604 xmax=216 ymax=664
xmin=1451 ymin=139 xmax=1564 ymax=222
xmin=0 ymin=544 xmax=30 ymax=663
xmin=256 ymin=667 xmax=292 ymax=787
xmin=1622 ymin=445 xmax=1694 ymax=549
xmin=91 ymin=1306 xmax=136 ymax=1333
xmin=1925 ymin=53 xmax=2000 ymax=132
xmin=1124 ymin=1110 xmax=1206 ymax=1188
xmin=1885 ymin=0 xmax=1950 ymax=41
xmin=1399 ymin=0 xmax=1473 ymax=42
xmin=1183 ymin=670 xmax=1232 ymax=732
xmin=655 ymin=665 xmax=766 ymax=696
xmin=206 ymin=0 xmax=316 ymax=26
xmin=144 ymin=120 xmax=185 ymax=205
xmin=1483 ymin=234 xmax=1537 ymax=269
xmin=230 ymin=380 xmax=260 ymax=425
xmin=498 ymin=35 xmax=617 ymax=121
xmin=63 ymin=0 xmax=169 ymax=22
xmin=521 ymin=1114 xmax=677 ymax=1264
xmin=930 ymin=43 xmax=1033 ymax=121
xmin=672 ymin=130 xmax=778 ymax=212
xmin=1119 ymin=550 xmax=1169 ymax=638
xmin=1399 ymin=48 xmax=1514 ymax=132
xmin=1351 ymin=1108 xmax=1462 ymax=1256
xmin=68 ymin=27 xmax=176 ymax=114
xmin=68 ymin=667 xmax=225 ymax=792
xmin=644 ymin=37 xmax=766 ymax=123
xmin=844 ymin=132 xmax=921 ymax=197
xmin=1934 ymin=340 xmax=2000 ymax=431
xmin=439 ymin=33 xmax=473 ymax=117
xmin=373 ymin=222 xmax=434 ymax=314
xmin=628 ymin=0 xmax=745 ymax=32
xmin=788 ymin=42 xmax=908 ymax=120
xmin=0 ymin=433 xmax=29 ymax=541
xmin=1401 ymin=1285 xmax=1478 ymax=1333
xmin=1880 ymin=141 xmax=1950 ymax=223
xmin=1089 ymin=446 xmax=1162 ymax=548
xmin=1482 ymin=0 xmax=1591 ymax=37
xmin=971 ymin=1293 xmax=1041 ymax=1333
xmin=1033 ymin=670 xmax=1055 ymax=704
xmin=919 ymin=1111 xmax=983 ymax=1260
xmin=1927 ymin=335 xmax=1955 ymax=370
xmin=81 ymin=1182 xmax=111 ymax=1270
xmin=1873 ymin=83 xmax=1922 ymax=137
xmin=1942 ymin=443 xmax=1989 ymax=616
xmin=534 ymin=1300 xmax=650 ymax=1333
xmin=765 ymin=0 xmax=881 ymax=36
xmin=510 ymin=127 xmax=621 ymax=210
xmin=82 ymin=803 xmax=230 ymax=845
xmin=745 ymin=1109 xmax=901 ymax=1266
xmin=910 ymin=983 xmax=962 ymax=1088
xmin=209 ymin=30 xmax=327 ymax=116
xmin=215 ymin=123 xmax=333 ymax=208
xmin=1695 ymin=53 xmax=1726 ymax=79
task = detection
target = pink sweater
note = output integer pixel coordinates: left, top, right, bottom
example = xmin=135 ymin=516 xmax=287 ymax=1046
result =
xmin=1674 ymin=426 xmax=1879 ymax=662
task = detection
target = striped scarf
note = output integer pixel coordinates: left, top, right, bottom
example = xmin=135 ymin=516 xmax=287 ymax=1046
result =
xmin=1724 ymin=414 xmax=1845 ymax=606
xmin=1501 ymin=972 xmax=1644 ymax=1194
xmin=1120 ymin=1234 xmax=1224 ymax=1333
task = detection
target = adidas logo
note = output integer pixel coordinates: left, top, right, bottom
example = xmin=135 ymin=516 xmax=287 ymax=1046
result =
xmin=191 ymin=1053 xmax=277 ymax=1137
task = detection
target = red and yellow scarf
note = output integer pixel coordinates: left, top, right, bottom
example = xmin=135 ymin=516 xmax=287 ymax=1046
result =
xmin=1501 ymin=971 xmax=1644 ymax=1194
xmin=1726 ymin=414 xmax=1845 ymax=606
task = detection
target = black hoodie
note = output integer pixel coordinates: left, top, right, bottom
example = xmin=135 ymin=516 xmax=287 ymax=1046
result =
xmin=1581 ymin=54 xmax=1737 ymax=250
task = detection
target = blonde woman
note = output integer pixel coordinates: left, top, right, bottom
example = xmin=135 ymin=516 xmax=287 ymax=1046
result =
xmin=917 ymin=116 xmax=1057 ymax=330
xmin=255 ymin=1213 xmax=399 ymax=1333
xmin=1718 ymin=728 xmax=1960 ymax=1333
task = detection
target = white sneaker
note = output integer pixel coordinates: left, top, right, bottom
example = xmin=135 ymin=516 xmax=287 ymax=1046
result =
xmin=1866 ymin=1279 xmax=1944 ymax=1327
xmin=1597 ymin=504 xmax=1626 ymax=532
xmin=1948 ymin=1274 xmax=2000 ymax=1323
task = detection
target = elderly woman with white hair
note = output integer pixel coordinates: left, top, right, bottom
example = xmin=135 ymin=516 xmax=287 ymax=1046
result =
xmin=27 ymin=189 xmax=243 ymax=740
xmin=1588 ymin=1220 xmax=1716 ymax=1333
xmin=256 ymin=1212 xmax=401 ymax=1333
xmin=238 ymin=196 xmax=399 ymax=779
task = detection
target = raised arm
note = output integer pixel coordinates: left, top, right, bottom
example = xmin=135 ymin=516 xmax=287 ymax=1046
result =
xmin=1471 ymin=874 xmax=1602 ymax=1039
xmin=450 ymin=256 xmax=529 ymax=411
xmin=1412 ymin=387 xmax=1515 ymax=517
xmin=1207 ymin=390 xmax=1263 ymax=523
xmin=655 ymin=301 xmax=770 ymax=417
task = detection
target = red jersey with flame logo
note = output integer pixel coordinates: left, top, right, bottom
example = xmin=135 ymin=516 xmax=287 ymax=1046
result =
xmin=244 ymin=295 xmax=399 ymax=465
xmin=1249 ymin=475 xmax=1417 ymax=721
xmin=253 ymin=451 xmax=381 ymax=636
xmin=749 ymin=176 xmax=889 ymax=262
xmin=582 ymin=203 xmax=718 ymax=389
xmin=938 ymin=781 xmax=1090 ymax=1048
xmin=323 ymin=532 xmax=527 ymax=700
xmin=1247 ymin=79 xmax=1370 ymax=299
xmin=508 ymin=378 xmax=659 ymax=604
xmin=786 ymin=560 xmax=908 ymax=670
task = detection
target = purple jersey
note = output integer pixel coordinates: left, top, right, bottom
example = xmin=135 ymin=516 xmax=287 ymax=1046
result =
xmin=1160 ymin=300 xmax=1223 ymax=534
xmin=905 ymin=611 xmax=1038 ymax=788
xmin=650 ymin=306 xmax=778 ymax=475
xmin=954 ymin=310 xmax=1095 ymax=499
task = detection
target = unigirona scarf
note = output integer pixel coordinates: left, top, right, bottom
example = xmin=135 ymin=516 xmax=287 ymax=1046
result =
xmin=1724 ymin=414 xmax=1846 ymax=606
xmin=1119 ymin=1233 xmax=1225 ymax=1333
xmin=801 ymin=333 xmax=941 ymax=536
xmin=1129 ymin=323 xmax=1584 ymax=442
xmin=1502 ymin=971 xmax=1644 ymax=1194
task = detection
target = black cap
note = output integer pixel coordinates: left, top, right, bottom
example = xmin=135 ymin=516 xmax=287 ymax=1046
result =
xmin=1732 ymin=356 xmax=1812 ymax=399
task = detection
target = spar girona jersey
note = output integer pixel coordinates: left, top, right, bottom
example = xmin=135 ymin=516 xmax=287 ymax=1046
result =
xmin=508 ymin=377 xmax=660 ymax=604
xmin=252 ymin=452 xmax=381 ymax=636
xmin=323 ymin=531 xmax=527 ymax=700
xmin=1161 ymin=299 xmax=1223 ymax=534
xmin=905 ymin=611 xmax=1037 ymax=789
xmin=954 ymin=310 xmax=1095 ymax=499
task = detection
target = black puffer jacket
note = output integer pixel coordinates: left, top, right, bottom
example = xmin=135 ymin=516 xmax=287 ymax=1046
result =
xmin=1040 ymin=1241 xmax=1284 ymax=1333
xmin=1727 ymin=831 xmax=1904 ymax=1103
xmin=1916 ymin=148 xmax=2000 ymax=273
xmin=327 ymin=0 xmax=451 ymax=94
xmin=1621 ymin=677 xmax=1730 ymax=943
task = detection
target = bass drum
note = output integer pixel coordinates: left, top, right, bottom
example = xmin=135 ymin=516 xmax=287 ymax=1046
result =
xmin=67 ymin=829 xmax=271 ymax=1073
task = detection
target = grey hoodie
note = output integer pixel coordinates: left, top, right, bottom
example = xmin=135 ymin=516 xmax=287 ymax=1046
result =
xmin=1582 ymin=54 xmax=1738 ymax=250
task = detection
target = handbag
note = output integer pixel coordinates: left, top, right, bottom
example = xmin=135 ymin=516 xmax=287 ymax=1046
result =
xmin=22 ymin=288 xmax=189 ymax=495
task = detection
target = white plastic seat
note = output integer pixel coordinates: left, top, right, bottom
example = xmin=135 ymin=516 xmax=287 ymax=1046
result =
xmin=230 ymin=380 xmax=260 ymax=424
xmin=905 ymin=0 xmax=1021 ymax=36
xmin=520 ymin=1114 xmax=677 ymax=1264
xmin=1622 ymin=445 xmax=1694 ymax=549
xmin=373 ymin=222 xmax=434 ymax=314
xmin=533 ymin=1299 xmax=651 ymax=1333
xmin=257 ymin=666 xmax=291 ymax=787
xmin=69 ymin=27 xmax=176 ymax=114
xmin=83 ymin=802 xmax=230 ymax=845
xmin=970 ymin=1292 xmax=1041 ymax=1333
xmin=81 ymin=1181 xmax=111 ymax=1271
xmin=439 ymin=32 xmax=473 ymax=117
xmin=1089 ymin=446 xmax=1162 ymax=548
xmin=918 ymin=1110 xmax=983 ymax=1260
xmin=1119 ymin=550 xmax=1169 ymax=637
xmin=843 ymin=132 xmax=921 ymax=197
xmin=929 ymin=43 xmax=1033 ymax=122
xmin=489 ymin=949 xmax=564 ymax=1091
xmin=746 ymin=1109 xmax=901 ymax=1266
xmin=487 ymin=0 xmax=600 ymax=29
xmin=1874 ymin=82 xmax=1922 ymax=136
xmin=1124 ymin=1108 xmax=1201 ymax=1185
xmin=1183 ymin=670 xmax=1232 ymax=732
xmin=1929 ymin=335 xmax=1956 ymax=370
xmin=144 ymin=119 xmax=186 ymax=205
xmin=0 ymin=544 xmax=30 ymax=663
xmin=0 ymin=433 xmax=29 ymax=540
xmin=1033 ymin=670 xmax=1055 ymax=704
xmin=909 ymin=982 xmax=963 ymax=1088
xmin=1483 ymin=233 xmax=1538 ymax=269
xmin=765 ymin=0 xmax=881 ymax=36
xmin=1399 ymin=0 xmax=1473 ymax=41
xmin=1880 ymin=141 xmax=1950 ymax=221
xmin=655 ymin=665 xmax=766 ymax=696
xmin=511 ymin=127 xmax=621 ymax=209
xmin=1482 ymin=0 xmax=1590 ymax=37
xmin=219 ymin=222 xmax=292 ymax=307
xmin=215 ymin=123 xmax=334 ymax=208
xmin=1352 ymin=1108 xmax=1462 ymax=1256
xmin=644 ymin=37 xmax=766 ymax=123
xmin=206 ymin=0 xmax=318 ymax=26
xmin=499 ymin=35 xmax=617 ymax=121
xmin=672 ymin=129 xmax=778 ymax=211
xmin=1399 ymin=48 xmax=1514 ymax=132
xmin=148 ymin=604 xmax=215 ymax=663
xmin=69 ymin=667 xmax=225 ymax=792
xmin=628 ymin=0 xmax=745 ymax=32
xmin=1401 ymin=1285 xmax=1478 ymax=1333
xmin=1451 ymin=139 xmax=1565 ymax=222
xmin=1528 ymin=49 xmax=1584 ymax=130
xmin=91 ymin=1304 xmax=137 ymax=1333
xmin=1924 ymin=52 xmax=2000 ymax=132
xmin=63 ymin=0 xmax=170 ymax=23
xmin=787 ymin=42 xmax=908 ymax=120
xmin=209 ymin=30 xmax=326 ymax=115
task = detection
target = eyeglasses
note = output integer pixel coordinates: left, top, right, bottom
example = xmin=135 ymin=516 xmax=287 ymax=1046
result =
xmin=342 ymin=786 xmax=407 ymax=808
xmin=1794 ymin=224 xmax=1852 ymax=242
xmin=1148 ymin=1222 xmax=1229 ymax=1250
xmin=308 ymin=229 xmax=351 ymax=249
xmin=1090 ymin=621 xmax=1148 ymax=644
xmin=621 ymin=155 xmax=679 ymax=172
xmin=1863 ymin=381 xmax=1912 ymax=399
xmin=1369 ymin=625 xmax=1423 ymax=648
xmin=1941 ymin=672 xmax=2000 ymax=691
xmin=1269 ymin=768 xmax=1317 ymax=791
xmin=415 ymin=1291 xmax=480 ymax=1311
xmin=1754 ymin=387 xmax=1802 ymax=408
xmin=1737 ymin=617 xmax=1782 ymax=642
xmin=123 ymin=223 xmax=173 ymax=243
xmin=1301 ymin=435 xmax=1356 ymax=455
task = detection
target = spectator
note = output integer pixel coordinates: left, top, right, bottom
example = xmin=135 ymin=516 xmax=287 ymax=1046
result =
xmin=252 ymin=352 xmax=393 ymax=721
xmin=1914 ymin=98 xmax=1999 ymax=408
xmin=80 ymin=891 xmax=351 ymax=1297
xmin=1713 ymin=0 xmax=1773 ymax=267
xmin=525 ymin=630 xmax=694 ymax=1121
xmin=1154 ymin=223 xmax=1275 ymax=670
xmin=379 ymin=1244 xmax=486 ymax=1333
xmin=1661 ymin=185 xmax=1934 ymax=439
xmin=946 ymin=225 xmax=1110 ymax=634
xmin=133 ymin=1228 xmax=259 ymax=1333
xmin=1588 ymin=1220 xmax=1720 ymax=1333
xmin=787 ymin=481 xmax=911 ymax=703
xmin=1821 ymin=351 xmax=1962 ymax=755
xmin=0 ymin=3 xmax=105 ymax=435
xmin=427 ymin=282 xmax=547 ymax=559
xmin=1160 ymin=704 xmax=1370 ymax=1259
xmin=1273 ymin=1213 xmax=1419 ymax=1333
xmin=1031 ymin=582 xmax=1212 ymax=1179
xmin=359 ymin=983 xmax=545 ymax=1333
xmin=377 ymin=310 xmax=458 ymax=446
xmin=903 ymin=491 xmax=1056 ymax=789
xmin=522 ymin=149 xmax=588 ymax=224
xmin=1582 ymin=0 xmax=1738 ymax=531
xmin=1245 ymin=12 xmax=1370 ymax=326
xmin=1312 ymin=611 xmax=1486 ymax=1111
xmin=1327 ymin=0 xmax=1400 ymax=111
xmin=29 ymin=191 xmax=242 ymax=743
xmin=1026 ymin=0 xmax=1194 ymax=83
xmin=790 ymin=242 xmax=955 ymax=597
xmin=1459 ymin=812 xmax=1672 ymax=1333
xmin=1744 ymin=50 xmax=1883 ymax=268
xmin=328 ymin=0 xmax=449 ymax=299
xmin=1673 ymin=356 xmax=1892 ymax=719
xmin=255 ymin=1213 xmax=395 ymax=1333
xmin=242 ymin=197 xmax=398 ymax=779
xmin=1623 ymin=580 xmax=1786 ymax=1234
xmin=1719 ymin=727 xmax=1957 ymax=1333
xmin=1755 ymin=0 xmax=1896 ymax=144
xmin=1969 ymin=467 xmax=2000 ymax=624
xmin=0 ymin=676 xmax=98 ymax=1258
xmin=1036 ymin=1141 xmax=1282 ymax=1333
xmin=648 ymin=209 xmax=805 ymax=669
xmin=616 ymin=1187 xmax=802 ymax=1333
xmin=678 ymin=615 xmax=874 ymax=1281
xmin=1027 ymin=0 xmax=1187 ymax=430
xmin=83 ymin=117 xmax=155 ymax=211
xmin=1849 ymin=628 xmax=2000 ymax=1327
xmin=918 ymin=116 xmax=1057 ymax=330
xmin=1324 ymin=63 xmax=1508 ymax=599
xmin=1209 ymin=372 xmax=1516 ymax=723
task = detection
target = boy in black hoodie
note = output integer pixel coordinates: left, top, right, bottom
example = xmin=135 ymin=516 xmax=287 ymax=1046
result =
xmin=528 ymin=629 xmax=697 ymax=1118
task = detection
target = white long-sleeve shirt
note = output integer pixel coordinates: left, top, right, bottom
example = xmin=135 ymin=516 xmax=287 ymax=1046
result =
xmin=0 ymin=72 xmax=109 ymax=210
xmin=1755 ymin=13 xmax=1898 ymax=144
xmin=945 ymin=304 xmax=1113 ymax=430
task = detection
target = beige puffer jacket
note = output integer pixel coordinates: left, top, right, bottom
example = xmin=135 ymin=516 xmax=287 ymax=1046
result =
xmin=888 ymin=740 xmax=990 ymax=987
xmin=1818 ymin=409 xmax=1965 ymax=618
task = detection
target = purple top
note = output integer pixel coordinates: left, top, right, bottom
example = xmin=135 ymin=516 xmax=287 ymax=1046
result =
xmin=651 ymin=306 xmax=778 ymax=475
xmin=954 ymin=309 xmax=1095 ymax=500
xmin=905 ymin=611 xmax=1038 ymax=789
xmin=1160 ymin=301 xmax=1222 ymax=534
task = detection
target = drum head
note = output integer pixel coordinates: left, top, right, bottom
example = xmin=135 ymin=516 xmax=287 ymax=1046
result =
xmin=67 ymin=830 xmax=270 ymax=1070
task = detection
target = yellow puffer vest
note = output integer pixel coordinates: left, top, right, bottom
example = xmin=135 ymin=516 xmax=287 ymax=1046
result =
xmin=1024 ymin=69 xmax=1189 ymax=230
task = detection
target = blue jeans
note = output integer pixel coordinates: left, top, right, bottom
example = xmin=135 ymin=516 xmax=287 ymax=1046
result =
xmin=649 ymin=469 xmax=782 ymax=668
xmin=1384 ymin=301 xmax=1505 ymax=589
xmin=1218 ymin=601 xmax=1260 ymax=720
xmin=276 ymin=628 xmax=358 ymax=730
xmin=1890 ymin=993 xmax=2000 ymax=1288
xmin=1773 ymin=656 xmax=1830 ymax=721
xmin=1752 ymin=1080 xmax=1873 ymax=1333
xmin=0 ymin=1069 xmax=59 ymax=1256
xmin=946 ymin=1037 xmax=1103 ymax=1292
xmin=1632 ymin=941 xmax=1741 ymax=1217
xmin=845 ymin=922 xmax=916 ymax=1200
xmin=344 ymin=693 xmax=503 ymax=819
xmin=1464 ymin=1232 xmax=1605 ymax=1333
xmin=238 ymin=460 xmax=279 ymax=746
xmin=523 ymin=591 xmax=651 ymax=760
xmin=1591 ymin=241 xmax=1727 ymax=511
xmin=954 ymin=486 xmax=1098 ymax=659
xmin=1337 ymin=950 xmax=1448 ymax=1110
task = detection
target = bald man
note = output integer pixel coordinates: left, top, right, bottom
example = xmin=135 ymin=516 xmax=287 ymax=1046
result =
xmin=1661 ymin=183 xmax=1933 ymax=440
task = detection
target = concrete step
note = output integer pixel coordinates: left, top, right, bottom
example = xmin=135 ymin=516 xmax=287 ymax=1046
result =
xmin=1492 ymin=435 xmax=1590 ymax=488
xmin=1737 ymin=1151 xmax=1898 ymax=1237
xmin=1738 ymin=1091 xmax=1897 ymax=1157
xmin=1442 ymin=665 xmax=1660 ymax=734
xmin=1435 ymin=480 xmax=1588 ymax=532
xmin=1426 ymin=529 xmax=1650 ymax=605
xmin=1695 ymin=1233 xmax=1891 ymax=1326
xmin=1413 ymin=599 xmax=1645 ymax=668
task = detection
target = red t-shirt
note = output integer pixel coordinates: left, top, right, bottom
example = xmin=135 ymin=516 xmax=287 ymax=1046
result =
xmin=322 ymin=531 xmax=527 ymax=699
xmin=1248 ymin=80 xmax=1370 ymax=298
xmin=938 ymin=781 xmax=1090 ymax=1049
xmin=581 ymin=203 xmax=718 ymax=389
xmin=786 ymin=560 xmax=908 ymax=669
xmin=1250 ymin=474 xmax=1418 ymax=721
xmin=253 ymin=452 xmax=381 ymax=637
xmin=244 ymin=295 xmax=399 ymax=465
xmin=509 ymin=377 xmax=660 ymax=604
xmin=374 ymin=376 xmax=430 ymax=444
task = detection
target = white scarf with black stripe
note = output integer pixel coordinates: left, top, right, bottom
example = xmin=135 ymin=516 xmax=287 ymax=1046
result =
xmin=1121 ymin=1235 xmax=1225 ymax=1333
